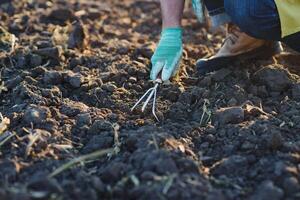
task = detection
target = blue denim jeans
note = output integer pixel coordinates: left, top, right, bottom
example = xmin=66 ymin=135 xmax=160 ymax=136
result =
xmin=203 ymin=0 xmax=300 ymax=52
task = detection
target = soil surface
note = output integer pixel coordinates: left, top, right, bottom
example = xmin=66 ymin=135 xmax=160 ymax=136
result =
xmin=1 ymin=1 xmax=300 ymax=200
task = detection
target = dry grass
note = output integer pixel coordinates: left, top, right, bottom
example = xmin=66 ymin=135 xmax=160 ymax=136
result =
xmin=0 ymin=113 xmax=10 ymax=134
xmin=48 ymin=148 xmax=113 ymax=178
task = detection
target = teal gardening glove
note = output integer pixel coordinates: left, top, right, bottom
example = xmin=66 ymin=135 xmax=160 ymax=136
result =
xmin=150 ymin=27 xmax=183 ymax=81
xmin=192 ymin=0 xmax=205 ymax=23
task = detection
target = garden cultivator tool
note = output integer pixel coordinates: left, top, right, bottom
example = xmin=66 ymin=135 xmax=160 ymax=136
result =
xmin=131 ymin=78 xmax=162 ymax=121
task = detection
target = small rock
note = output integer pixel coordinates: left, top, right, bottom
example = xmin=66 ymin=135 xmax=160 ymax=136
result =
xmin=212 ymin=155 xmax=248 ymax=175
xmin=68 ymin=57 xmax=81 ymax=69
xmin=43 ymin=70 xmax=63 ymax=85
xmin=48 ymin=8 xmax=75 ymax=22
xmin=16 ymin=56 xmax=26 ymax=68
xmin=266 ymin=129 xmax=283 ymax=150
xmin=63 ymin=71 xmax=84 ymax=88
xmin=24 ymin=105 xmax=51 ymax=125
xmin=213 ymin=107 xmax=244 ymax=125
xmin=60 ymin=99 xmax=89 ymax=117
xmin=33 ymin=47 xmax=62 ymax=60
xmin=101 ymin=162 xmax=126 ymax=182
xmin=227 ymin=98 xmax=238 ymax=106
xmin=101 ymin=82 xmax=117 ymax=92
xmin=250 ymin=180 xmax=284 ymax=200
xmin=76 ymin=113 xmax=91 ymax=127
xmin=68 ymin=21 xmax=87 ymax=50
xmin=282 ymin=177 xmax=300 ymax=196
xmin=253 ymin=65 xmax=292 ymax=92
xmin=87 ymin=8 xmax=102 ymax=20
xmin=29 ymin=54 xmax=43 ymax=67
xmin=292 ymin=83 xmax=300 ymax=100
xmin=88 ymin=120 xmax=113 ymax=134
xmin=5 ymin=75 xmax=23 ymax=90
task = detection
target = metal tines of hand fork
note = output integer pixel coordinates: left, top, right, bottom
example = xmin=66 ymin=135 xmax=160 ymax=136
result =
xmin=131 ymin=79 xmax=162 ymax=121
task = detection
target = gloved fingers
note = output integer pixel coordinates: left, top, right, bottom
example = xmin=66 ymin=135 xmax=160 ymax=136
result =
xmin=150 ymin=60 xmax=164 ymax=81
xmin=161 ymin=61 xmax=175 ymax=81
xmin=161 ymin=52 xmax=182 ymax=81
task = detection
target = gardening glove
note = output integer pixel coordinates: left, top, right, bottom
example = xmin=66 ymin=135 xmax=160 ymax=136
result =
xmin=192 ymin=0 xmax=205 ymax=23
xmin=150 ymin=27 xmax=183 ymax=81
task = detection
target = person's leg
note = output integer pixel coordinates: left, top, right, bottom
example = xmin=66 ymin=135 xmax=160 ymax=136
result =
xmin=224 ymin=0 xmax=281 ymax=41
xmin=196 ymin=0 xmax=282 ymax=75
xmin=203 ymin=0 xmax=231 ymax=27
xmin=224 ymin=0 xmax=300 ymax=52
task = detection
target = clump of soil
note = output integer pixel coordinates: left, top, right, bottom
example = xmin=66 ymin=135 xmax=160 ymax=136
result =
xmin=0 ymin=0 xmax=300 ymax=199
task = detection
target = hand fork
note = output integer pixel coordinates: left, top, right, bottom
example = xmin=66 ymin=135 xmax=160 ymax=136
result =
xmin=131 ymin=79 xmax=162 ymax=121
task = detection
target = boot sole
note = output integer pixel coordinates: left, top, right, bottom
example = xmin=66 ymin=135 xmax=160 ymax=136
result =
xmin=196 ymin=42 xmax=282 ymax=75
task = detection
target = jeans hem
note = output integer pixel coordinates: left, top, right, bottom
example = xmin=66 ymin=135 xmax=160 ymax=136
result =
xmin=210 ymin=13 xmax=232 ymax=27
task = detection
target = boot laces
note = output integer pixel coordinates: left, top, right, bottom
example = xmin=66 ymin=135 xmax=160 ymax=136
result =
xmin=221 ymin=24 xmax=241 ymax=46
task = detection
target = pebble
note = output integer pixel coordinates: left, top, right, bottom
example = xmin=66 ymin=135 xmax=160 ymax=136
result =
xmin=43 ymin=70 xmax=63 ymax=85
xmin=76 ymin=113 xmax=91 ymax=127
xmin=227 ymin=97 xmax=238 ymax=106
xmin=64 ymin=71 xmax=84 ymax=88
xmin=68 ymin=21 xmax=86 ymax=50
xmin=5 ymin=75 xmax=23 ymax=90
xmin=23 ymin=105 xmax=51 ymax=125
xmin=48 ymin=8 xmax=75 ymax=22
xmin=88 ymin=120 xmax=113 ymax=134
xmin=213 ymin=106 xmax=244 ymax=125
xmin=267 ymin=129 xmax=283 ymax=150
xmin=60 ymin=100 xmax=89 ymax=117
xmin=33 ymin=47 xmax=62 ymax=60
xmin=29 ymin=54 xmax=43 ymax=67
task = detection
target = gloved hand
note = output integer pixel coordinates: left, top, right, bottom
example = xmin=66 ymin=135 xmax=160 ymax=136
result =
xmin=150 ymin=27 xmax=183 ymax=81
xmin=192 ymin=0 xmax=205 ymax=23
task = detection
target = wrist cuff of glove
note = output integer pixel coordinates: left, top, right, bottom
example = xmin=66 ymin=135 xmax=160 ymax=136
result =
xmin=161 ymin=27 xmax=182 ymax=38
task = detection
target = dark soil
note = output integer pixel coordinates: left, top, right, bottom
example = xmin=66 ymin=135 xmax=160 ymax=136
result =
xmin=1 ymin=1 xmax=300 ymax=199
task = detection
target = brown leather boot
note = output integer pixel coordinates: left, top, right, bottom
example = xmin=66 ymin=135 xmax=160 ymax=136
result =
xmin=196 ymin=24 xmax=283 ymax=75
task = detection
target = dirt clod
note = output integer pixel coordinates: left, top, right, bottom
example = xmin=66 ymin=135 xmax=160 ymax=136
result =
xmin=213 ymin=107 xmax=244 ymax=125
xmin=43 ymin=70 xmax=63 ymax=85
xmin=23 ymin=105 xmax=51 ymax=125
xmin=253 ymin=65 xmax=292 ymax=92
xmin=88 ymin=119 xmax=113 ymax=134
